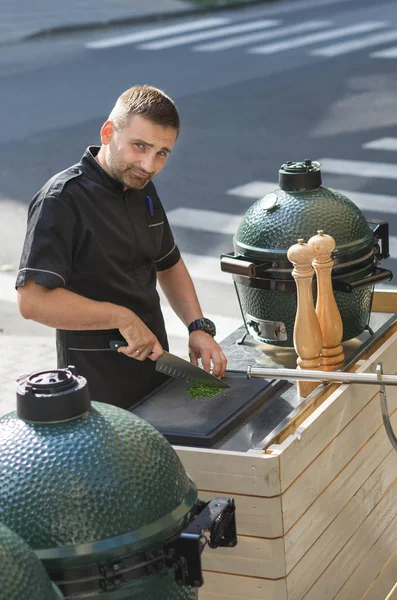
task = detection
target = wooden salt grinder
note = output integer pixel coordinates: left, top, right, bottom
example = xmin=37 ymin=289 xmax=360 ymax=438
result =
xmin=308 ymin=230 xmax=345 ymax=371
xmin=287 ymin=239 xmax=323 ymax=398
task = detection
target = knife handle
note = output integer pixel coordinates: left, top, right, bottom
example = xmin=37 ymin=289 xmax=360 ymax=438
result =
xmin=109 ymin=340 xmax=128 ymax=351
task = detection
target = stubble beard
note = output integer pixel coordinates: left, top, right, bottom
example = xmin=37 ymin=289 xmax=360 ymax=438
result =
xmin=107 ymin=156 xmax=152 ymax=190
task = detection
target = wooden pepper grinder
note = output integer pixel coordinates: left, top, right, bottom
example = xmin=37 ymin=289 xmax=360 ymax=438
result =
xmin=308 ymin=230 xmax=345 ymax=371
xmin=287 ymin=239 xmax=323 ymax=398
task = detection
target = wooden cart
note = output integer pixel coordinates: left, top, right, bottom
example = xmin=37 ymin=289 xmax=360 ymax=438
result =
xmin=175 ymin=290 xmax=397 ymax=600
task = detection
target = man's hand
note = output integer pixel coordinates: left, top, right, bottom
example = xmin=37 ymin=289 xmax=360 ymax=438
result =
xmin=188 ymin=331 xmax=227 ymax=379
xmin=118 ymin=314 xmax=163 ymax=361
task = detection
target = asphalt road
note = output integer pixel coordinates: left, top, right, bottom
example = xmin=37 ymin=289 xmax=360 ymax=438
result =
xmin=1 ymin=0 xmax=397 ymax=347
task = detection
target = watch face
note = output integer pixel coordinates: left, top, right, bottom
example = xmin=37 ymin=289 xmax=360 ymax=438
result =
xmin=202 ymin=318 xmax=216 ymax=336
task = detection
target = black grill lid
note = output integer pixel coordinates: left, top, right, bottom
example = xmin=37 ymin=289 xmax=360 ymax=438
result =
xmin=279 ymin=159 xmax=322 ymax=191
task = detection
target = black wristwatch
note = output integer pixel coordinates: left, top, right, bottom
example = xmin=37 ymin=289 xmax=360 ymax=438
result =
xmin=188 ymin=317 xmax=216 ymax=337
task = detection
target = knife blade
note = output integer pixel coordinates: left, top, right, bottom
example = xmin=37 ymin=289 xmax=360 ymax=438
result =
xmin=109 ymin=341 xmax=229 ymax=388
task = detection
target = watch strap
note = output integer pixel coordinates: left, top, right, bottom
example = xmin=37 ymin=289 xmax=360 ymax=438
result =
xmin=188 ymin=318 xmax=216 ymax=337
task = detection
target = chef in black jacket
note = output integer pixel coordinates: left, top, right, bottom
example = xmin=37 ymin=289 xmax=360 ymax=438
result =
xmin=16 ymin=85 xmax=227 ymax=409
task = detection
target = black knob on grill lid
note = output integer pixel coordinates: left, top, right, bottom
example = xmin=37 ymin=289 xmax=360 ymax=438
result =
xmin=279 ymin=159 xmax=322 ymax=191
xmin=16 ymin=366 xmax=91 ymax=423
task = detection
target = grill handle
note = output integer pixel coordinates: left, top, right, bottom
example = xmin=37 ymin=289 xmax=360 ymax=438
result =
xmin=368 ymin=219 xmax=390 ymax=260
xmin=220 ymin=255 xmax=257 ymax=277
xmin=332 ymin=267 xmax=393 ymax=293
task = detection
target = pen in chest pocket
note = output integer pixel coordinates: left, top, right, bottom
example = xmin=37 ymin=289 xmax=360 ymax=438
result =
xmin=146 ymin=195 xmax=155 ymax=217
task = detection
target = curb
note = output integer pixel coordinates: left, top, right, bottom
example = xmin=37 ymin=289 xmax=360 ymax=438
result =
xmin=23 ymin=0 xmax=279 ymax=42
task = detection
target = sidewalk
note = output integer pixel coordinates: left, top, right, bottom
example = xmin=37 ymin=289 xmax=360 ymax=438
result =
xmin=0 ymin=0 xmax=273 ymax=45
xmin=0 ymin=335 xmax=56 ymax=417
xmin=0 ymin=271 xmax=56 ymax=416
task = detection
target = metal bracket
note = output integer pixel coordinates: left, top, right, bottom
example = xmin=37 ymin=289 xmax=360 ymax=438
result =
xmin=368 ymin=218 xmax=390 ymax=260
xmin=377 ymin=363 xmax=397 ymax=453
xmin=164 ymin=498 xmax=237 ymax=588
xmin=245 ymin=314 xmax=288 ymax=342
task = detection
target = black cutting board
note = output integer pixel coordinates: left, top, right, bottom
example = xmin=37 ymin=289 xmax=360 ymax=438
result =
xmin=131 ymin=370 xmax=277 ymax=447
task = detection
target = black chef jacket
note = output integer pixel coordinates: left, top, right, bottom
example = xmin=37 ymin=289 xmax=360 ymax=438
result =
xmin=16 ymin=146 xmax=181 ymax=409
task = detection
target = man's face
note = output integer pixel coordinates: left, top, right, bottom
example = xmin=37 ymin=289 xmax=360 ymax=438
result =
xmin=101 ymin=115 xmax=178 ymax=190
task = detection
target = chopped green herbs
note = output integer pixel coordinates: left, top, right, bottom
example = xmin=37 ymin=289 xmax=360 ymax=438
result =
xmin=187 ymin=382 xmax=224 ymax=400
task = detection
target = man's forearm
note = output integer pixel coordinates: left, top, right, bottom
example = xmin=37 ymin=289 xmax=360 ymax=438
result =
xmin=17 ymin=280 xmax=132 ymax=331
xmin=157 ymin=258 xmax=203 ymax=326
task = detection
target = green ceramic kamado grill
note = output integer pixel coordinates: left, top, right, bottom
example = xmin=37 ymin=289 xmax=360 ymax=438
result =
xmin=0 ymin=367 xmax=237 ymax=599
xmin=221 ymin=160 xmax=393 ymax=347
xmin=0 ymin=523 xmax=64 ymax=600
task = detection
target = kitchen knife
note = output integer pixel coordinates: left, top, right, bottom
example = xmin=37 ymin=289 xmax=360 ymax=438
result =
xmin=109 ymin=341 xmax=229 ymax=388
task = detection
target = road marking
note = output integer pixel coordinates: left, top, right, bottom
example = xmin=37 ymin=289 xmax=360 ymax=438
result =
xmin=168 ymin=207 xmax=242 ymax=236
xmin=371 ymin=46 xmax=397 ymax=58
xmin=249 ymin=21 xmax=388 ymax=54
xmin=363 ymin=138 xmax=397 ymax=151
xmin=85 ymin=17 xmax=230 ymax=49
xmin=193 ymin=20 xmax=332 ymax=52
xmin=161 ymin=305 xmax=241 ymax=341
xmin=388 ymin=236 xmax=397 ymax=258
xmin=0 ymin=272 xmax=17 ymax=303
xmin=311 ymin=27 xmax=397 ymax=56
xmin=332 ymin=190 xmax=397 ymax=214
xmin=139 ymin=19 xmax=280 ymax=50
xmin=182 ymin=252 xmax=234 ymax=285
xmin=226 ymin=180 xmax=397 ymax=215
xmin=227 ymin=181 xmax=278 ymax=199
xmin=319 ymin=158 xmax=397 ymax=180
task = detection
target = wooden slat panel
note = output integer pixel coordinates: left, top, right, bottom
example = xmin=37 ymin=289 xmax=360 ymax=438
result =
xmin=372 ymin=290 xmax=397 ymax=313
xmin=175 ymin=447 xmax=281 ymax=496
xmin=335 ymin=516 xmax=397 ymax=600
xmin=200 ymin=571 xmax=288 ymax=600
xmin=201 ymin=535 xmax=286 ymax=578
xmin=269 ymin=330 xmax=397 ymax=495
xmin=198 ymin=490 xmax=283 ymax=538
xmin=293 ymin=479 xmax=397 ymax=600
xmin=285 ymin=405 xmax=397 ymax=571
xmin=282 ymin=383 xmax=397 ymax=534
xmin=361 ymin=549 xmax=397 ymax=600
xmin=286 ymin=451 xmax=397 ymax=600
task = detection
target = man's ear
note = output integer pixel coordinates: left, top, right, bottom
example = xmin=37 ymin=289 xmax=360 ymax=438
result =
xmin=100 ymin=120 xmax=114 ymax=145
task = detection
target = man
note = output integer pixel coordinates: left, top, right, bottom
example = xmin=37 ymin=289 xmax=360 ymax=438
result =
xmin=16 ymin=85 xmax=227 ymax=409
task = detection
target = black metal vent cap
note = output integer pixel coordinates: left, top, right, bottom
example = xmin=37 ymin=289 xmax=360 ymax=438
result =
xmin=16 ymin=366 xmax=91 ymax=423
xmin=279 ymin=159 xmax=322 ymax=191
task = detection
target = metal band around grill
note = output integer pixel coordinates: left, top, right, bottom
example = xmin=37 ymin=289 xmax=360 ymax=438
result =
xmin=233 ymin=234 xmax=375 ymax=267
xmin=49 ymin=547 xmax=167 ymax=596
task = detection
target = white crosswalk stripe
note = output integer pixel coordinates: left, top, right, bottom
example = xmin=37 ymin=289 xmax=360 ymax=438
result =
xmin=85 ymin=15 xmax=397 ymax=62
xmin=226 ymin=180 xmax=397 ymax=215
xmin=371 ymin=46 xmax=397 ymax=58
xmin=193 ymin=20 xmax=332 ymax=52
xmin=139 ymin=19 xmax=280 ymax=50
xmin=85 ymin=17 xmax=230 ymax=49
xmin=0 ymin=272 xmax=17 ymax=303
xmin=363 ymin=138 xmax=397 ymax=151
xmin=161 ymin=305 xmax=241 ymax=343
xmin=319 ymin=158 xmax=397 ymax=180
xmin=387 ymin=237 xmax=397 ymax=259
xmin=181 ymin=252 xmax=233 ymax=285
xmin=227 ymin=181 xmax=278 ymax=199
xmin=168 ymin=207 xmax=242 ymax=236
xmin=310 ymin=27 xmax=397 ymax=57
xmin=249 ymin=21 xmax=388 ymax=54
